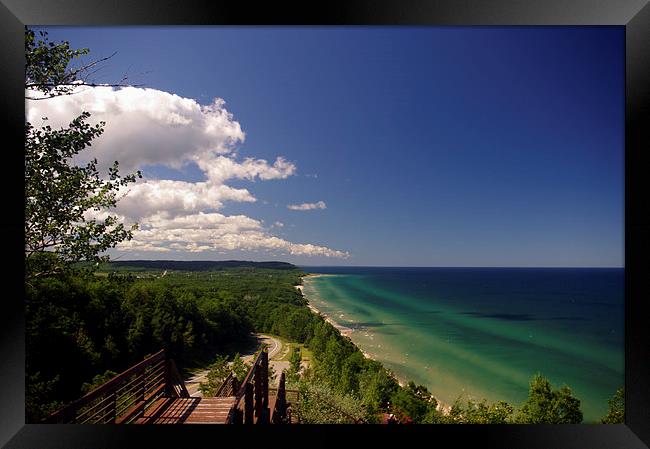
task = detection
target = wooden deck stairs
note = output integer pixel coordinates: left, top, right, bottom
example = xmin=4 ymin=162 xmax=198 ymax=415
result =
xmin=44 ymin=348 xmax=293 ymax=424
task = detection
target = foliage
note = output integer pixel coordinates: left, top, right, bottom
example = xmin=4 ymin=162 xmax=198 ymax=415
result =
xmin=292 ymin=379 xmax=368 ymax=424
xmin=199 ymin=355 xmax=230 ymax=397
xmin=514 ymin=373 xmax=583 ymax=424
xmin=286 ymin=348 xmax=302 ymax=384
xmin=268 ymin=363 xmax=277 ymax=385
xmin=25 ymin=113 xmax=141 ymax=278
xmin=25 ymin=29 xmax=91 ymax=99
xmin=231 ymin=353 xmax=251 ymax=382
xmin=25 ymin=28 xmax=131 ymax=100
xmin=441 ymin=397 xmax=514 ymax=424
xmin=600 ymin=388 xmax=624 ymax=424
xmin=25 ymin=267 xmax=301 ymax=421
xmin=25 ymin=372 xmax=62 ymax=423
xmin=307 ymin=317 xmax=400 ymax=416
xmin=389 ymin=381 xmax=438 ymax=423
xmin=358 ymin=361 xmax=400 ymax=415
xmin=81 ymin=370 xmax=117 ymax=394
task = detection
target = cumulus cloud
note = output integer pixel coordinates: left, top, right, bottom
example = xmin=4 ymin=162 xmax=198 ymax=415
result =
xmin=197 ymin=155 xmax=296 ymax=184
xmin=27 ymin=86 xmax=348 ymax=259
xmin=115 ymin=180 xmax=255 ymax=221
xmin=116 ymin=212 xmax=350 ymax=258
xmin=287 ymin=201 xmax=327 ymax=211
xmin=27 ymin=86 xmax=245 ymax=174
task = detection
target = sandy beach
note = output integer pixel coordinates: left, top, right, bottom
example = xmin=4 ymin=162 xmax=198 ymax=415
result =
xmin=305 ymin=299 xmax=354 ymax=337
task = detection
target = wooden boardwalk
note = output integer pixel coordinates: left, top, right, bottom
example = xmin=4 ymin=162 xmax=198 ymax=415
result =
xmin=135 ymin=397 xmax=236 ymax=424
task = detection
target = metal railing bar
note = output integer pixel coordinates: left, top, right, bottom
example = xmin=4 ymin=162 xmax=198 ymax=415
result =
xmin=115 ymin=384 xmax=167 ymax=424
xmin=145 ymin=364 xmax=167 ymax=384
xmin=78 ymin=397 xmax=118 ymax=424
xmin=145 ymin=367 xmax=167 ymax=386
xmin=113 ymin=377 xmax=145 ymax=399
xmin=114 ymin=375 xmax=145 ymax=395
xmin=144 ymin=371 xmax=165 ymax=390
xmin=74 ymin=393 xmax=120 ymax=420
xmin=45 ymin=350 xmax=166 ymax=423
xmin=115 ymin=394 xmax=143 ymax=416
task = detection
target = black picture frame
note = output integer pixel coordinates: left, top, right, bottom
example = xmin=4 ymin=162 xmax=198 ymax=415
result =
xmin=1 ymin=0 xmax=648 ymax=447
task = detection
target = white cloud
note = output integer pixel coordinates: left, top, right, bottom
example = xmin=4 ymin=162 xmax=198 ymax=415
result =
xmin=115 ymin=180 xmax=255 ymax=221
xmin=27 ymin=86 xmax=245 ymax=175
xmin=287 ymin=201 xmax=327 ymax=211
xmin=197 ymin=155 xmax=295 ymax=184
xmin=273 ymin=221 xmax=284 ymax=228
xmin=116 ymin=212 xmax=349 ymax=258
xmin=27 ymin=86 xmax=348 ymax=259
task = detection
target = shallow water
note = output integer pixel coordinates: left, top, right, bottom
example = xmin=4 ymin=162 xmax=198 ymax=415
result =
xmin=300 ymin=267 xmax=624 ymax=422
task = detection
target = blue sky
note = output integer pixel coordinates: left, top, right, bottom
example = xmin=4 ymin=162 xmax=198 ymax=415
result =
xmin=30 ymin=26 xmax=624 ymax=267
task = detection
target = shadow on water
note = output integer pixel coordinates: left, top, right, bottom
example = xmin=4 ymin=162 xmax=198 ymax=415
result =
xmin=352 ymin=321 xmax=389 ymax=328
xmin=460 ymin=311 xmax=587 ymax=322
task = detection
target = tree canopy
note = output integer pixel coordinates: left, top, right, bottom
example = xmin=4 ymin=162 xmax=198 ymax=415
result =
xmin=25 ymin=28 xmax=133 ymax=100
xmin=514 ymin=373 xmax=583 ymax=424
xmin=600 ymin=388 xmax=624 ymax=424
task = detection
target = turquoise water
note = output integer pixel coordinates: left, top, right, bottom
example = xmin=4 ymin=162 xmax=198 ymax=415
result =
xmin=300 ymin=267 xmax=624 ymax=422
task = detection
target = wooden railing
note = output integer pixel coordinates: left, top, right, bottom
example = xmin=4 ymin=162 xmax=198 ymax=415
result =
xmin=215 ymin=371 xmax=239 ymax=397
xmin=270 ymin=372 xmax=288 ymax=424
xmin=43 ymin=349 xmax=189 ymax=424
xmin=229 ymin=349 xmax=270 ymax=424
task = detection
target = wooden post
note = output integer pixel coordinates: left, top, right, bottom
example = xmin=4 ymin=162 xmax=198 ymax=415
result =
xmin=254 ymin=364 xmax=262 ymax=420
xmin=244 ymin=382 xmax=253 ymax=424
xmin=260 ymin=350 xmax=269 ymax=424
xmin=277 ymin=372 xmax=286 ymax=424
xmin=169 ymin=359 xmax=190 ymax=398
xmin=261 ymin=350 xmax=269 ymax=409
xmin=272 ymin=372 xmax=286 ymax=424
xmin=165 ymin=359 xmax=172 ymax=397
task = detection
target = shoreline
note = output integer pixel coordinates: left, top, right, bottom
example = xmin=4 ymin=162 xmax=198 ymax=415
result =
xmin=298 ymin=275 xmax=452 ymax=415
xmin=302 ymin=273 xmax=339 ymax=279
xmin=297 ymin=284 xmax=355 ymax=337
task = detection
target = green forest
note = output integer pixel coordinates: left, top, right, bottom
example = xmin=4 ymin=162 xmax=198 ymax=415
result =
xmin=26 ymin=262 xmax=306 ymax=421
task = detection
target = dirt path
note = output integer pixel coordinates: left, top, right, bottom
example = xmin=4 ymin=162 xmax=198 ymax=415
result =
xmin=185 ymin=334 xmax=286 ymax=397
